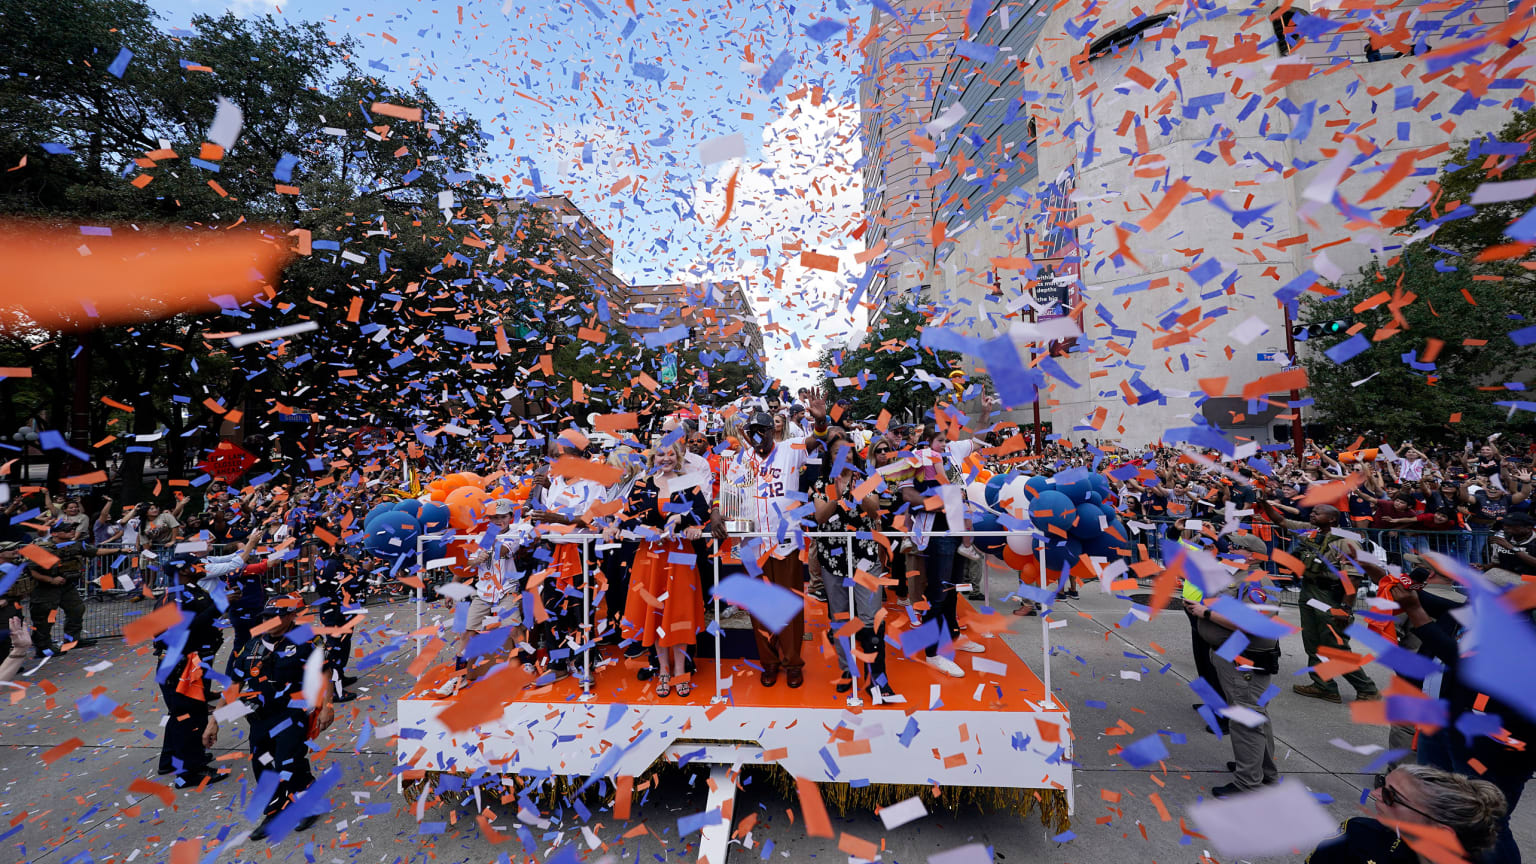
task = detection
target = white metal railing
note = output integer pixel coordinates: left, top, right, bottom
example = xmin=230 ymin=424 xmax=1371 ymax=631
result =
xmin=408 ymin=529 xmax=1059 ymax=709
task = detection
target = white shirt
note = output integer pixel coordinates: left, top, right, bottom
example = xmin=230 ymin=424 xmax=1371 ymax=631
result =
xmin=740 ymin=437 xmax=812 ymax=557
xmin=474 ymin=531 xmax=519 ymax=602
xmin=537 ymin=476 xmax=605 ymax=544
xmin=1397 ymin=457 xmax=1425 ymax=482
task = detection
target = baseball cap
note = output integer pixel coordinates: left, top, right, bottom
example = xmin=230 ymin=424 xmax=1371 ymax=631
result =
xmin=488 ymin=498 xmax=515 ymax=516
xmin=747 ymin=411 xmax=774 ymax=429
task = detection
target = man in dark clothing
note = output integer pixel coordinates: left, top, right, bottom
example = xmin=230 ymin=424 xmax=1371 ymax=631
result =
xmin=311 ymin=539 xmax=360 ymax=701
xmin=1256 ymin=502 xmax=1381 ymax=703
xmin=230 ymin=598 xmax=333 ymax=841
xmin=29 ymin=521 xmax=107 ymax=655
xmin=1391 ymin=583 xmax=1534 ymax=863
xmin=152 ymin=561 xmax=227 ymax=787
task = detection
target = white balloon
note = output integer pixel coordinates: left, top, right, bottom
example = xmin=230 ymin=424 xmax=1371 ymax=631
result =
xmin=999 ymin=477 xmax=1033 ymax=514
xmin=965 ymin=480 xmax=993 ymax=513
xmin=1006 ymin=531 xmax=1034 ymax=555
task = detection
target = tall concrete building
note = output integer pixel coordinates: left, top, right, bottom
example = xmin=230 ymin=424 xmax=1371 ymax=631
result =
xmin=859 ymin=0 xmax=969 ymax=314
xmin=906 ymin=0 xmax=1532 ymax=445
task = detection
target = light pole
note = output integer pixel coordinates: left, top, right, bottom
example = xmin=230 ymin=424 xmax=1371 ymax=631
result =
xmin=1282 ymin=306 xmax=1305 ymax=460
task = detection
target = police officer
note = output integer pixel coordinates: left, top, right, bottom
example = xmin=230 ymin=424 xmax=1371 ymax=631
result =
xmin=310 ymin=534 xmax=359 ymax=701
xmin=230 ymin=597 xmax=334 ymax=840
xmin=1256 ymin=501 xmax=1382 ymax=703
xmin=30 ymin=520 xmax=106 ymax=656
xmin=152 ymin=560 xmax=226 ymax=786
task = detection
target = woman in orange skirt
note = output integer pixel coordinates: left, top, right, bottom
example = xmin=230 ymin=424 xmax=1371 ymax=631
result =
xmin=620 ymin=439 xmax=710 ymax=697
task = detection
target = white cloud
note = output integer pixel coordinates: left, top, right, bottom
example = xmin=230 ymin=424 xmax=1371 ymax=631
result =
xmin=683 ymin=98 xmax=866 ymax=388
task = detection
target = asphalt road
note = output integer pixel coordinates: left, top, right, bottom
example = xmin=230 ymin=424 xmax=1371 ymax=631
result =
xmin=2 ymin=583 xmax=1530 ymax=864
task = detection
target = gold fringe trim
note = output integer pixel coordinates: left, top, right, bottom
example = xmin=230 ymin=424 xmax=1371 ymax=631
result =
xmin=403 ymin=762 xmax=1070 ymax=834
xmin=747 ymin=763 xmax=1071 ymax=834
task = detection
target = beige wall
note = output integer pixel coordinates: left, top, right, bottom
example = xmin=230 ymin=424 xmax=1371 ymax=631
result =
xmin=930 ymin=2 xmax=1532 ymax=445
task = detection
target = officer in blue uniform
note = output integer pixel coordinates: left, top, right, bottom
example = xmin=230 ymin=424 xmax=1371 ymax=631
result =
xmin=230 ymin=597 xmax=334 ymax=840
xmin=152 ymin=559 xmax=227 ymax=787
xmin=310 ymin=534 xmax=359 ymax=701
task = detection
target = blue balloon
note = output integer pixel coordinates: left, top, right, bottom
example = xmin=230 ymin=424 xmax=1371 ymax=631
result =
xmin=1068 ymin=502 xmax=1105 ymax=540
xmin=1087 ymin=472 xmax=1111 ymax=499
xmin=1028 ymin=490 xmax=1077 ymax=535
xmin=983 ymin=474 xmax=1010 ymax=510
xmin=1057 ymin=474 xmax=1095 ymax=504
xmin=363 ymin=501 xmax=397 ymax=531
xmin=393 ymin=499 xmax=423 ymax=518
xmin=1083 ymin=491 xmax=1103 ymax=506
xmin=421 ymin=539 xmax=449 ymax=564
xmin=362 ymin=511 xmax=419 ymax=555
xmin=970 ymin=512 xmax=1008 ymax=555
xmin=1023 ymin=475 xmax=1052 ymax=500
xmin=418 ymin=502 xmax=452 ymax=534
xmin=1042 ymin=538 xmax=1082 ymax=573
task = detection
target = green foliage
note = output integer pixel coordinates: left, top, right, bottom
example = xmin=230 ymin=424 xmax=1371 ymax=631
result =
xmin=817 ymin=302 xmax=969 ymax=424
xmin=1300 ymin=249 xmax=1535 ymax=444
xmin=1301 ymin=108 xmax=1536 ymax=445
xmin=1405 ymin=108 xmax=1536 ymax=257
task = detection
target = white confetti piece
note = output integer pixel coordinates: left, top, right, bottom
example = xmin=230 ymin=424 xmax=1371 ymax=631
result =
xmin=879 ymin=795 xmax=928 ymax=829
xmin=227 ymin=321 xmax=319 ymax=348
xmin=207 ymin=97 xmax=243 ymax=150
xmin=1188 ymin=779 xmax=1337 ymax=857
xmin=1228 ymin=315 xmax=1270 ymax=345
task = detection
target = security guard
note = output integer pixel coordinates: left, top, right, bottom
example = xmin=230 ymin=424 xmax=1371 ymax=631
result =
xmin=29 ymin=520 xmax=105 ymax=655
xmin=230 ymin=597 xmax=334 ymax=840
xmin=152 ymin=560 xmax=226 ymax=786
xmin=1256 ymin=501 xmax=1382 ymax=703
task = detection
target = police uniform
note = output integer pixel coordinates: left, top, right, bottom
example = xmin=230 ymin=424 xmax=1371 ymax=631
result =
xmin=1275 ymin=517 xmax=1380 ymax=699
xmin=153 ymin=579 xmax=225 ymax=784
xmin=231 ymin=623 xmax=319 ymax=828
xmin=29 ymin=535 xmax=92 ymax=652
xmin=314 ymin=553 xmax=360 ymax=686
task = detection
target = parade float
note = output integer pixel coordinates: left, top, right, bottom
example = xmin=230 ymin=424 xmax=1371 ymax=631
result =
xmin=369 ymin=462 xmax=1132 ymax=862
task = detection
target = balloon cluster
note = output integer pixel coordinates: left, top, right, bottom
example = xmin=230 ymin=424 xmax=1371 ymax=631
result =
xmin=355 ymin=472 xmax=535 ymax=564
xmin=967 ymin=468 xmax=1132 ymax=576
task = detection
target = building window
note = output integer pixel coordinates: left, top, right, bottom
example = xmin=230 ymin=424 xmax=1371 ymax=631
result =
xmin=1086 ymin=13 xmax=1175 ymax=61
xmin=1271 ymin=8 xmax=1300 ymax=56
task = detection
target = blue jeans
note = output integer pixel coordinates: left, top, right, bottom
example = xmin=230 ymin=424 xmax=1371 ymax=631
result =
xmin=921 ymin=536 xmax=962 ymax=658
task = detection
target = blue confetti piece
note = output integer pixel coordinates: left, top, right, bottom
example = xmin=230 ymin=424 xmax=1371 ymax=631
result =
xmin=1325 ymin=333 xmax=1370 ymax=363
xmin=273 ymin=152 xmax=300 ymax=182
xmin=107 ymin=47 xmax=133 ymax=79
xmin=1188 ymin=257 xmax=1223 ymax=285
xmin=803 ymin=19 xmax=845 ymax=42
xmin=42 ymin=142 xmax=75 ymax=155
xmin=759 ymin=50 xmax=794 ymax=92
xmin=711 ymin=574 xmax=801 ymax=634
xmin=632 ymin=62 xmax=667 ymax=82
xmin=1120 ymin=734 xmax=1171 ymax=768
xmin=1508 ymin=323 xmax=1536 ymax=347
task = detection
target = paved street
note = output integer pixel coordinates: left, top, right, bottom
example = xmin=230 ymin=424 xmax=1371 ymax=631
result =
xmin=4 ymin=586 xmax=1529 ymax=863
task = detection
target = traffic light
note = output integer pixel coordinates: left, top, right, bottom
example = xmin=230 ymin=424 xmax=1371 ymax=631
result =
xmin=1291 ymin=318 xmax=1351 ymax=340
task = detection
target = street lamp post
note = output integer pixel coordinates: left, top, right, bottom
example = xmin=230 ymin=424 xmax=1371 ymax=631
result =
xmin=1282 ymin=306 xmax=1305 ymax=460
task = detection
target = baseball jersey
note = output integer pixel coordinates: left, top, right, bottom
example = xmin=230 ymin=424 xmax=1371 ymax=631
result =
xmin=744 ymin=437 xmax=812 ymax=557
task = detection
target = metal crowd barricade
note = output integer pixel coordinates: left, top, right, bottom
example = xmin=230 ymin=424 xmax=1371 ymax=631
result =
xmin=411 ymin=527 xmax=1061 ymax=710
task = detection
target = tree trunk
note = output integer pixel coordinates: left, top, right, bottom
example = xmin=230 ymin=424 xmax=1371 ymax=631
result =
xmin=118 ymin=394 xmax=158 ymax=503
xmin=67 ymin=332 xmax=94 ymax=476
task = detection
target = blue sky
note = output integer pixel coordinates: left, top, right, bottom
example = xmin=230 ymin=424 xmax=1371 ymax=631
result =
xmin=146 ymin=0 xmax=871 ymax=384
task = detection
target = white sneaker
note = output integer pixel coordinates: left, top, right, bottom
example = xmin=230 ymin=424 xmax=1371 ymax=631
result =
xmin=926 ymin=655 xmax=965 ymax=678
xmin=955 ymin=637 xmax=985 ymax=654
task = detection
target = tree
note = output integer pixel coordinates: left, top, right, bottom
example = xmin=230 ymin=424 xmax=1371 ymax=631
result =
xmin=1300 ymin=108 xmax=1536 ymax=445
xmin=817 ymin=302 xmax=977 ymax=425
xmin=1404 ymin=108 xmax=1535 ymax=262
xmin=1300 ymin=249 xmax=1535 ymax=444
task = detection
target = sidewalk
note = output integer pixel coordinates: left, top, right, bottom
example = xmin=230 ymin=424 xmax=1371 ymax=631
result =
xmin=1 ymin=586 xmax=1529 ymax=863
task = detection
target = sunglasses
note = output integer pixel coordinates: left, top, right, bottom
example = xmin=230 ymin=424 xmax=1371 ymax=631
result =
xmin=1373 ymin=775 xmax=1435 ymax=822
